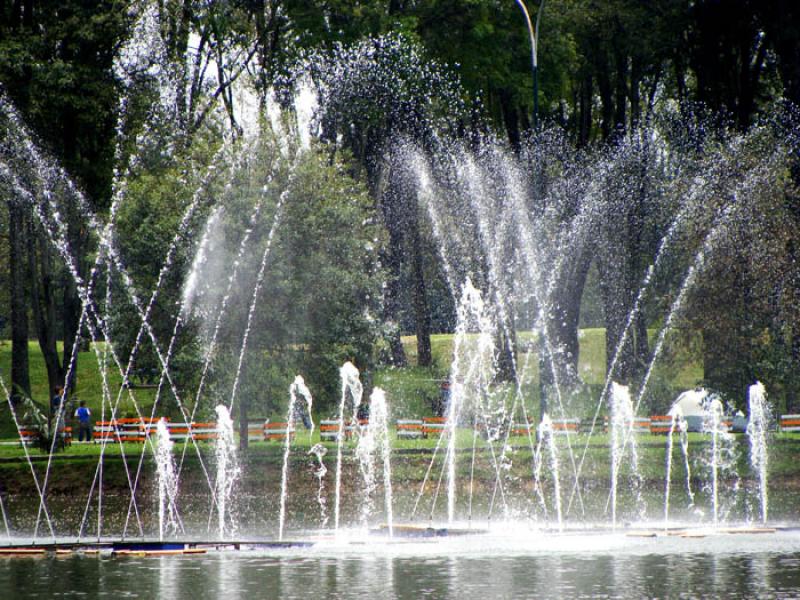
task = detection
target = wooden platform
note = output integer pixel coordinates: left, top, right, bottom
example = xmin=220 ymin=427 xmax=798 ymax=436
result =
xmin=0 ymin=538 xmax=316 ymax=557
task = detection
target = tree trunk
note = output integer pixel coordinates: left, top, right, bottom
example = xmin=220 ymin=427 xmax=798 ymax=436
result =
xmin=498 ymin=89 xmax=521 ymax=152
xmin=28 ymin=219 xmax=64 ymax=399
xmin=596 ymin=54 xmax=614 ymax=142
xmin=239 ymin=399 xmax=249 ymax=451
xmin=408 ymin=223 xmax=432 ymax=367
xmin=8 ymin=201 xmax=31 ymax=399
xmin=613 ymin=48 xmax=628 ymax=138
xmin=383 ymin=218 xmax=408 ymax=367
xmin=629 ymin=56 xmax=642 ymax=131
xmin=597 ymin=247 xmax=635 ymax=385
xmin=551 ymin=250 xmax=593 ymax=386
xmin=578 ymin=73 xmax=593 ymax=147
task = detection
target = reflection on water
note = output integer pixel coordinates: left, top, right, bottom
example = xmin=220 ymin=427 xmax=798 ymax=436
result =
xmin=2 ymin=545 xmax=800 ymax=599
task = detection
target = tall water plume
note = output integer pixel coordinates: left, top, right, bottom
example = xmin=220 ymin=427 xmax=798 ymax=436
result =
xmin=308 ymin=444 xmax=329 ymax=528
xmin=663 ymin=405 xmax=693 ymax=528
xmin=702 ymin=396 xmax=739 ymax=527
xmin=609 ymin=383 xmax=643 ymax=529
xmin=537 ymin=415 xmax=563 ymax=531
xmin=445 ymin=279 xmax=498 ymax=524
xmin=279 ymin=376 xmax=314 ymax=541
xmin=334 ymin=361 xmax=363 ymax=532
xmin=747 ymin=382 xmax=770 ymax=525
xmin=155 ymin=418 xmax=181 ymax=541
xmin=214 ymin=405 xmax=240 ymax=540
xmin=355 ymin=388 xmax=394 ymax=535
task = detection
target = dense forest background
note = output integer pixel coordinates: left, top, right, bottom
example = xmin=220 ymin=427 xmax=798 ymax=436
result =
xmin=1 ymin=0 xmax=799 ymax=420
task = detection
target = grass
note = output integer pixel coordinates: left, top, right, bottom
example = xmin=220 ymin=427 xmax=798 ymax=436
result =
xmin=0 ymin=341 xmax=157 ymax=437
xmin=2 ymin=430 xmax=800 ymax=487
xmin=395 ymin=328 xmax=703 ymax=419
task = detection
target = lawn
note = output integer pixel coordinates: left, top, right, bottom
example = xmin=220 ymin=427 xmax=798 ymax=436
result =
xmin=0 ymin=341 xmax=157 ymax=437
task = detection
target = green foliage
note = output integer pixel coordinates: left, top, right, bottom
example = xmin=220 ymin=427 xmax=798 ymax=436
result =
xmin=197 ymin=130 xmax=384 ymax=417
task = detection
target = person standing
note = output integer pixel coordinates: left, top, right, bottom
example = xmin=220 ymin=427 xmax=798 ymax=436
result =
xmin=74 ymin=401 xmax=92 ymax=442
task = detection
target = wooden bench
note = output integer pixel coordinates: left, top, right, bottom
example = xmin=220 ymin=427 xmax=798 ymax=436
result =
xmin=509 ymin=423 xmax=534 ymax=437
xmin=93 ymin=420 xmax=143 ymax=443
xmin=19 ymin=428 xmax=40 ymax=446
xmin=94 ymin=418 xmax=161 ymax=443
xmin=165 ymin=422 xmax=219 ymax=441
xmin=248 ymin=422 xmax=266 ymax=442
xmin=715 ymin=419 xmax=733 ymax=433
xmin=602 ymin=416 xmax=651 ymax=434
xmin=264 ymin=422 xmax=294 ymax=441
xmin=780 ymin=415 xmax=800 ymax=433
xmin=320 ymin=420 xmax=342 ymax=442
xmin=632 ymin=417 xmax=651 ymax=434
xmin=650 ymin=415 xmax=673 ymax=434
xmin=422 ymin=417 xmax=446 ymax=438
xmin=396 ymin=419 xmax=423 ymax=440
xmin=319 ymin=419 xmax=363 ymax=441
xmin=551 ymin=418 xmax=581 ymax=435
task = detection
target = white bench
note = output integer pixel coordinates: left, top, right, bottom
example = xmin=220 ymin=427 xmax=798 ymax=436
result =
xmin=780 ymin=414 xmax=800 ymax=432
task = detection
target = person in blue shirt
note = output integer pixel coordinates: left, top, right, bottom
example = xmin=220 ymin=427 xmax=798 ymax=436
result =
xmin=74 ymin=401 xmax=92 ymax=442
xmin=51 ymin=386 xmax=64 ymax=417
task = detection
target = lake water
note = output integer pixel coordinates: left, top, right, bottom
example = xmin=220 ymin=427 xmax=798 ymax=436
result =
xmin=3 ymin=528 xmax=800 ymax=598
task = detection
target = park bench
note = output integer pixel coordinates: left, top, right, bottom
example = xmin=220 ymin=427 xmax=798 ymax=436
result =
xmin=93 ymin=420 xmax=143 ymax=443
xmin=17 ymin=426 xmax=71 ymax=446
xmin=248 ymin=421 xmax=266 ymax=441
xmin=600 ymin=416 xmax=651 ymax=435
xmin=94 ymin=418 xmax=159 ymax=443
xmin=264 ymin=421 xmax=294 ymax=441
xmin=319 ymin=419 xmax=363 ymax=441
xmin=164 ymin=422 xmax=218 ymax=441
xmin=320 ymin=420 xmax=342 ymax=441
xmin=19 ymin=428 xmax=39 ymax=446
xmin=780 ymin=415 xmax=800 ymax=432
xmin=509 ymin=423 xmax=534 ymax=437
xmin=650 ymin=415 xmax=673 ymax=434
xmin=422 ymin=417 xmax=446 ymax=438
xmin=550 ymin=418 xmax=581 ymax=435
xmin=714 ymin=419 xmax=733 ymax=432
xmin=396 ymin=419 xmax=423 ymax=440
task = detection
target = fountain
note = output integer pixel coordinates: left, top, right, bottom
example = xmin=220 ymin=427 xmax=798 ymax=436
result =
xmin=278 ymin=376 xmax=314 ymax=541
xmin=702 ymin=396 xmax=739 ymax=528
xmin=308 ymin=444 xmax=329 ymax=528
xmin=609 ymin=383 xmax=642 ymax=529
xmin=333 ymin=361 xmax=364 ymax=533
xmin=536 ymin=414 xmax=563 ymax=531
xmin=155 ymin=418 xmax=181 ymax=541
xmin=747 ymin=382 xmax=770 ymax=525
xmin=0 ymin=0 xmax=796 ymax=565
xmin=214 ymin=405 xmax=240 ymax=540
xmin=663 ymin=404 xmax=694 ymax=529
xmin=355 ymin=388 xmax=394 ymax=536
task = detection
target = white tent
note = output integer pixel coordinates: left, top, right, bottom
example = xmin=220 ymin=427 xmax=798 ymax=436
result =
xmin=670 ymin=389 xmax=709 ymax=418
xmin=670 ymin=389 xmax=710 ymax=432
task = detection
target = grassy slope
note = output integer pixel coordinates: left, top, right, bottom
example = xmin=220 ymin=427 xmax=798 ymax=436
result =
xmin=0 ymin=341 xmax=156 ymax=436
xmin=382 ymin=329 xmax=703 ymax=419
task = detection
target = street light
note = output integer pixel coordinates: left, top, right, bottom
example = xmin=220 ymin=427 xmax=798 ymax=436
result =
xmin=514 ymin=0 xmax=544 ymax=129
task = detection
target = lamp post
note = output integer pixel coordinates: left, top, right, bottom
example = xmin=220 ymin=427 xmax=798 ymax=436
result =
xmin=514 ymin=0 xmax=544 ymax=129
